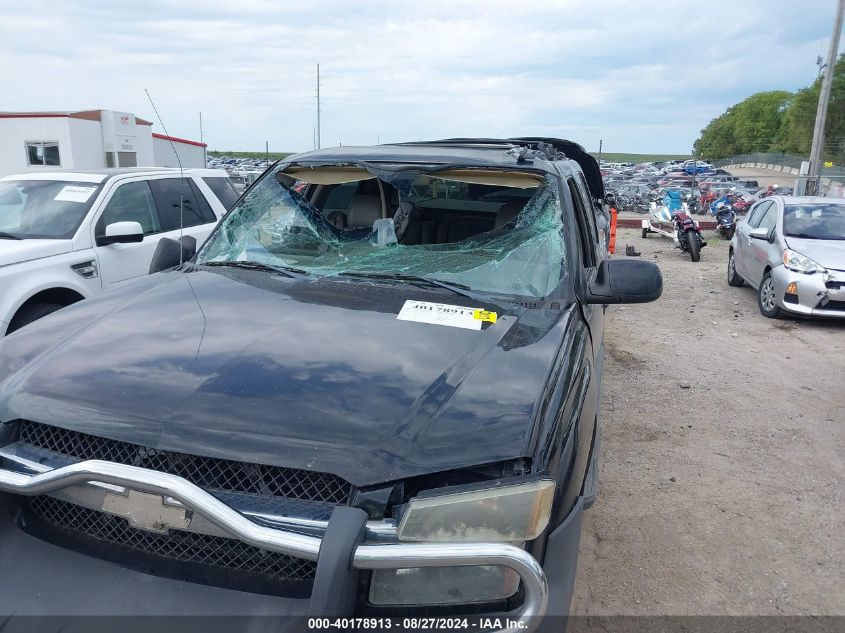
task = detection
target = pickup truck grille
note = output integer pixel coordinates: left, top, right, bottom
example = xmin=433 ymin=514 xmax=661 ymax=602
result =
xmin=19 ymin=420 xmax=352 ymax=504
xmin=27 ymin=495 xmax=317 ymax=588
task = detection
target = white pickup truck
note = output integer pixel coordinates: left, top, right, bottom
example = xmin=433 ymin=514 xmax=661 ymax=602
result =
xmin=0 ymin=168 xmax=240 ymax=336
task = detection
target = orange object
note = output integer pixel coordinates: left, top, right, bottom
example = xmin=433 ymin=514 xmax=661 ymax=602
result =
xmin=608 ymin=206 xmax=618 ymax=254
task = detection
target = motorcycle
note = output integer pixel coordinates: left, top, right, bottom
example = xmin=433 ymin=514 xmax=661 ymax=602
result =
xmin=732 ymin=197 xmax=752 ymax=215
xmin=685 ymin=191 xmax=703 ymax=215
xmin=642 ymin=190 xmax=706 ymax=262
xmin=710 ymin=200 xmax=736 ymax=240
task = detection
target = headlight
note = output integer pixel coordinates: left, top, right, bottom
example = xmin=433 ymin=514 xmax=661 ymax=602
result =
xmin=783 ymin=249 xmax=826 ymax=274
xmin=397 ymin=478 xmax=555 ymax=543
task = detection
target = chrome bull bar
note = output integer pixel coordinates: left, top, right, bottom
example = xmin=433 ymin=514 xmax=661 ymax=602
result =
xmin=0 ymin=460 xmax=548 ymax=633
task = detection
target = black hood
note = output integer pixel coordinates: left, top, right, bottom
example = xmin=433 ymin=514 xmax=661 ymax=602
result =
xmin=0 ymin=270 xmax=573 ymax=487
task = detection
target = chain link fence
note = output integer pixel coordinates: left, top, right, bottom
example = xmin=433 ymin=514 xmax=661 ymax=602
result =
xmin=712 ymin=153 xmax=845 ymax=181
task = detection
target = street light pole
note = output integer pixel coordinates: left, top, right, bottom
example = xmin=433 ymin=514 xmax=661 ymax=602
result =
xmin=807 ymin=0 xmax=844 ymax=194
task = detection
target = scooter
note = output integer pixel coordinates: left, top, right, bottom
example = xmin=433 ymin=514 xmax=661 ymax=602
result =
xmin=642 ymin=190 xmax=706 ymax=262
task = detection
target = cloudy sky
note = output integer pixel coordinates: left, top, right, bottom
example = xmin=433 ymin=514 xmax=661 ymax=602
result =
xmin=2 ymin=0 xmax=842 ymax=154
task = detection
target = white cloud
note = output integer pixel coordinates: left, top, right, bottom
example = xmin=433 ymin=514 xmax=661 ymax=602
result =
xmin=0 ymin=0 xmax=839 ymax=153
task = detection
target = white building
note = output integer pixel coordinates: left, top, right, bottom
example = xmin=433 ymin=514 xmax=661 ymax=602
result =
xmin=152 ymin=132 xmax=207 ymax=169
xmin=0 ymin=109 xmax=207 ymax=176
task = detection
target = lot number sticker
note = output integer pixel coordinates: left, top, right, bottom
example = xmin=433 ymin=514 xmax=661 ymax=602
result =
xmin=54 ymin=185 xmax=97 ymax=203
xmin=397 ymin=300 xmax=497 ymax=330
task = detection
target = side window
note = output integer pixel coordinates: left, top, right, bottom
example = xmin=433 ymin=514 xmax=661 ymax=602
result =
xmin=187 ymin=179 xmax=218 ymax=223
xmin=567 ymin=177 xmax=597 ymax=268
xmin=747 ymin=200 xmax=772 ymax=228
xmin=202 ymin=176 xmax=239 ymax=210
xmin=757 ymin=204 xmax=779 ymax=233
xmin=576 ymin=172 xmax=604 ymax=238
xmin=148 ymin=178 xmax=211 ymax=231
xmin=97 ymin=181 xmax=160 ymax=236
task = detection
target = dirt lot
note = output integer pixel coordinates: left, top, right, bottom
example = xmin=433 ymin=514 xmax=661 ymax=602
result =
xmin=570 ymin=228 xmax=845 ymax=616
xmin=728 ymin=166 xmax=798 ymax=189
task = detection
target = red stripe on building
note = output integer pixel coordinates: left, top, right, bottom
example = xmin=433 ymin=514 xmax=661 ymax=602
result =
xmin=0 ymin=113 xmax=70 ymax=119
xmin=152 ymin=133 xmax=207 ymax=148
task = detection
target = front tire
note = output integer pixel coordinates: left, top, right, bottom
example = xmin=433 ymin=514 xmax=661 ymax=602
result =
xmin=687 ymin=230 xmax=701 ymax=262
xmin=642 ymin=227 xmax=648 ymax=238
xmin=725 ymin=226 xmax=735 ymax=240
xmin=7 ymin=302 xmax=65 ymax=334
xmin=727 ymin=250 xmax=744 ymax=286
xmin=757 ymin=271 xmax=782 ymax=318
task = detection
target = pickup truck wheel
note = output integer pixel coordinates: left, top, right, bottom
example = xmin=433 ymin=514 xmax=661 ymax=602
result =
xmin=7 ymin=303 xmax=65 ymax=334
xmin=641 ymin=227 xmax=648 ymax=238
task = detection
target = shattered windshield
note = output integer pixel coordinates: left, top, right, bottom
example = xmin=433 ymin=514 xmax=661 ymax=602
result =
xmin=196 ymin=165 xmax=567 ymax=298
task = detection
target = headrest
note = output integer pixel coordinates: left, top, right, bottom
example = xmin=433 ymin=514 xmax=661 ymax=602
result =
xmin=347 ymin=195 xmax=382 ymax=228
xmin=495 ymin=200 xmax=526 ymax=228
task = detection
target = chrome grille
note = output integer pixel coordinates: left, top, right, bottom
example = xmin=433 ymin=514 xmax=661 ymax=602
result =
xmin=28 ymin=495 xmax=317 ymax=581
xmin=19 ymin=420 xmax=352 ymax=504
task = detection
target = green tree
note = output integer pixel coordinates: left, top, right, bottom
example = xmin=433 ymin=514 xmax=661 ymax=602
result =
xmin=693 ymin=91 xmax=793 ymax=160
xmin=776 ymin=54 xmax=845 ymax=163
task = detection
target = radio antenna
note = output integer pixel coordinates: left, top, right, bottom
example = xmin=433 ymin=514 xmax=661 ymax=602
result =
xmin=145 ymin=89 xmax=186 ymax=265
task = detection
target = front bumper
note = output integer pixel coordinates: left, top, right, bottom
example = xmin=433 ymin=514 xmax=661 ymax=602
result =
xmin=771 ymin=266 xmax=845 ymax=318
xmin=0 ymin=460 xmax=551 ymax=632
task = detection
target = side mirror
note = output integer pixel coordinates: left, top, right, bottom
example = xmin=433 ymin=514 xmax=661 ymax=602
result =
xmin=749 ymin=227 xmax=773 ymax=242
xmin=149 ymin=235 xmax=197 ymax=274
xmin=585 ymin=259 xmax=663 ymax=305
xmin=97 ymin=221 xmax=144 ymax=246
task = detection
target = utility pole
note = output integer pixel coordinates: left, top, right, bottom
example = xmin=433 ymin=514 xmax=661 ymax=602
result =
xmin=598 ymin=138 xmax=603 ymax=163
xmin=808 ymin=0 xmax=844 ymax=195
xmin=265 ymin=140 xmax=269 ymax=161
xmin=316 ymin=63 xmax=321 ymax=150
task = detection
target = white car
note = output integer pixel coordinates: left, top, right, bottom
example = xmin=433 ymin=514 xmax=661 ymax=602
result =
xmin=0 ymin=168 xmax=239 ymax=336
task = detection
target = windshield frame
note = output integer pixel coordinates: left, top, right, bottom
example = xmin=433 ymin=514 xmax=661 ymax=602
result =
xmin=195 ymin=163 xmax=571 ymax=301
xmin=0 ymin=179 xmax=105 ymax=240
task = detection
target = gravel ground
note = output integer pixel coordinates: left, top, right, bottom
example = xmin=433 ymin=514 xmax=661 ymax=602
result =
xmin=570 ymin=227 xmax=845 ymax=616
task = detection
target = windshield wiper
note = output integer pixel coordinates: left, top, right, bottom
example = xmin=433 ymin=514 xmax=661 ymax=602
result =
xmin=340 ymin=271 xmax=471 ymax=290
xmin=338 ymin=271 xmax=517 ymax=306
xmin=787 ymin=233 xmax=845 ymax=241
xmin=202 ymin=260 xmax=307 ymax=279
xmin=0 ymin=231 xmax=22 ymax=240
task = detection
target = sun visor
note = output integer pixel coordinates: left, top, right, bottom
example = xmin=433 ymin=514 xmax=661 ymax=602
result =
xmin=431 ymin=169 xmax=542 ymax=189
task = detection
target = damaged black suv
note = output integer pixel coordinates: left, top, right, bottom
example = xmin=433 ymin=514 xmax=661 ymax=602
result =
xmin=0 ymin=139 xmax=661 ymax=632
